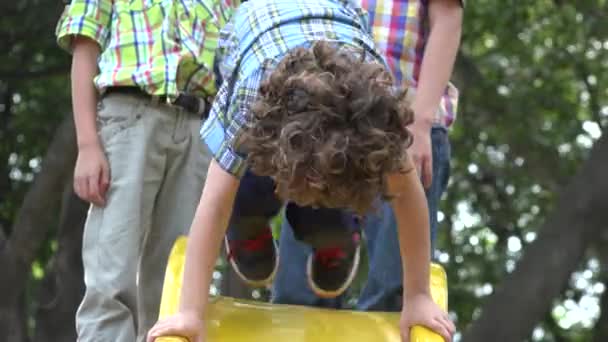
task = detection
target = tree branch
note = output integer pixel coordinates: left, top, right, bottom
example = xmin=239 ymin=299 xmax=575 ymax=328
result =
xmin=462 ymin=133 xmax=608 ymax=342
xmin=10 ymin=115 xmax=77 ymax=266
xmin=33 ymin=179 xmax=86 ymax=342
xmin=575 ymin=61 xmax=604 ymax=129
xmin=593 ymin=278 xmax=608 ymax=342
xmin=592 ymin=232 xmax=608 ymax=342
xmin=0 ymin=115 xmax=77 ymax=340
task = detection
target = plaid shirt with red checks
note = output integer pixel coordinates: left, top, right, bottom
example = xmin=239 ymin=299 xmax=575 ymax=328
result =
xmin=359 ymin=0 xmax=463 ymax=126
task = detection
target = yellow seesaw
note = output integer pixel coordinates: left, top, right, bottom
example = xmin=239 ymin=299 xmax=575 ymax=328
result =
xmin=155 ymin=236 xmax=448 ymax=342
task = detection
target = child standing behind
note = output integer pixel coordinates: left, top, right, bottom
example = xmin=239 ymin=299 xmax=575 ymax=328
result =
xmin=55 ymin=0 xmax=236 ymax=340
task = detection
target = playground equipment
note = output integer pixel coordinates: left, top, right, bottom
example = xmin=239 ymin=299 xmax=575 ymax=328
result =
xmin=155 ymin=236 xmax=448 ymax=341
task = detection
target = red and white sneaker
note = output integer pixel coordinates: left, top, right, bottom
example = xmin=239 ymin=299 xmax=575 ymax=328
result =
xmin=306 ymin=230 xmax=361 ymax=298
xmin=225 ymin=227 xmax=278 ymax=287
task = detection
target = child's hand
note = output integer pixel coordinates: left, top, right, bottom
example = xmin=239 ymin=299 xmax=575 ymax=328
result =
xmin=407 ymin=119 xmax=433 ymax=189
xmin=147 ymin=311 xmax=205 ymax=342
xmin=400 ymin=294 xmax=455 ymax=342
xmin=74 ymin=143 xmax=110 ymax=207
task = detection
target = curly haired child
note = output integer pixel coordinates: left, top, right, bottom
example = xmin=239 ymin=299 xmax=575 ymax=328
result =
xmin=147 ymin=0 xmax=456 ymax=340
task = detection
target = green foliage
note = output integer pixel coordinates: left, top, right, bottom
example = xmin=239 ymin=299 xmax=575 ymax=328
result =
xmin=1 ymin=0 xmax=70 ymax=231
xmin=1 ymin=1 xmax=72 ymax=336
xmin=440 ymin=1 xmax=607 ymax=340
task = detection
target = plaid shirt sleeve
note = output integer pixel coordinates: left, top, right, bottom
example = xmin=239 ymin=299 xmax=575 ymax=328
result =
xmin=55 ymin=0 xmax=112 ymax=52
xmin=201 ymin=66 xmax=266 ymax=178
xmin=216 ymin=21 xmax=239 ymax=84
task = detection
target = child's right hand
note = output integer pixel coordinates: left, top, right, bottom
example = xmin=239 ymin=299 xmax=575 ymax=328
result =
xmin=147 ymin=311 xmax=205 ymax=342
xmin=74 ymin=143 xmax=110 ymax=207
xmin=400 ymin=293 xmax=455 ymax=342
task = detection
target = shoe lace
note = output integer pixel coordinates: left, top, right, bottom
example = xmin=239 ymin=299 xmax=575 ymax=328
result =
xmin=315 ymin=247 xmax=347 ymax=268
xmin=227 ymin=230 xmax=273 ymax=260
xmin=314 ymin=232 xmax=361 ymax=268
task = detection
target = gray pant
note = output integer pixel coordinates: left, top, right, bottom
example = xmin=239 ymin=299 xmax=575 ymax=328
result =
xmin=76 ymin=93 xmax=210 ymax=342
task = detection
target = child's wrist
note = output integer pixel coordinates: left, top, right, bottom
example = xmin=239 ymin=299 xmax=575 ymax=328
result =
xmin=410 ymin=101 xmax=436 ymax=125
xmin=404 ymin=290 xmax=431 ymax=298
xmin=75 ymin=118 xmax=101 ymax=149
xmin=179 ymin=306 xmax=207 ymax=319
xmin=403 ymin=285 xmax=431 ymax=300
xmin=402 ymin=291 xmax=432 ymax=308
xmin=411 ymin=111 xmax=435 ymax=128
xmin=179 ymin=294 xmax=209 ymax=318
xmin=77 ymin=136 xmax=101 ymax=150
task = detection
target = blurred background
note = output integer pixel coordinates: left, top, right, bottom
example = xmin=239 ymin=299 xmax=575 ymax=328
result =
xmin=1 ymin=1 xmax=607 ymax=341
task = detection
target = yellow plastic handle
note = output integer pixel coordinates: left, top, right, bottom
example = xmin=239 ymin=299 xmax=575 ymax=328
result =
xmin=156 ymin=236 xmax=447 ymax=342
xmin=156 ymin=338 xmax=188 ymax=342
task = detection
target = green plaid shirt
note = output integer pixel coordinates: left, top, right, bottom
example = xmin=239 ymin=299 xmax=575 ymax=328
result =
xmin=56 ymin=0 xmax=237 ymax=98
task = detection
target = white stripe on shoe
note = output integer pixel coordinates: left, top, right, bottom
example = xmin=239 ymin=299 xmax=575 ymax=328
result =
xmin=224 ymin=237 xmax=279 ymax=288
xmin=306 ymin=244 xmax=361 ymax=299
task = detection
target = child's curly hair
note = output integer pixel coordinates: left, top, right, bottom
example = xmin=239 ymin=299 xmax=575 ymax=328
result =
xmin=242 ymin=41 xmax=413 ymax=214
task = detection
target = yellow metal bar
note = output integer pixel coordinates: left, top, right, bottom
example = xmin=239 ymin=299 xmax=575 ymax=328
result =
xmin=156 ymin=236 xmax=447 ymax=342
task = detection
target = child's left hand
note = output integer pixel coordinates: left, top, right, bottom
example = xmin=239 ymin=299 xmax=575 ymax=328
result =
xmin=400 ymin=293 xmax=455 ymax=342
xmin=146 ymin=311 xmax=205 ymax=342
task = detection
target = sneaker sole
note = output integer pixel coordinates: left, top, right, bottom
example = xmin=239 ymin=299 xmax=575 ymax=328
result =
xmin=306 ymin=244 xmax=361 ymax=299
xmin=224 ymin=237 xmax=279 ymax=288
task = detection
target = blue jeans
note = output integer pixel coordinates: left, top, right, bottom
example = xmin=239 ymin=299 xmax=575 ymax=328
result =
xmin=272 ymin=126 xmax=451 ymax=311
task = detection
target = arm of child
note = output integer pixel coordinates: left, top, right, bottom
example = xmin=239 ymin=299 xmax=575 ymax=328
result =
xmin=71 ymin=36 xmax=110 ymax=207
xmin=386 ymin=155 xmax=455 ymax=342
xmin=408 ymin=0 xmax=463 ymax=188
xmin=147 ymin=160 xmax=240 ymax=342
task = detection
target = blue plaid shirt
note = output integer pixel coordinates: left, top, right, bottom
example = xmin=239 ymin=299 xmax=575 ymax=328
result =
xmin=201 ymin=0 xmax=384 ymax=178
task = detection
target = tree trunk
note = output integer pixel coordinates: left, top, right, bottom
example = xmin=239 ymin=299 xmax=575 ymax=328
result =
xmin=33 ymin=181 xmax=87 ymax=342
xmin=593 ymin=279 xmax=608 ymax=342
xmin=462 ymin=133 xmax=608 ymax=342
xmin=0 ymin=116 xmax=77 ymax=342
xmin=592 ymin=230 xmax=608 ymax=342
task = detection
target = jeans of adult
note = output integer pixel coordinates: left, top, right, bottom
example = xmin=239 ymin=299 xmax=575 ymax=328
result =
xmin=271 ymin=125 xmax=451 ymax=311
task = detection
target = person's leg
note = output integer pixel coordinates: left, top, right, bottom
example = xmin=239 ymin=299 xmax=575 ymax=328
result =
xmin=136 ymin=106 xmax=210 ymax=341
xmin=357 ymin=125 xmax=451 ymax=311
xmin=224 ymin=170 xmax=283 ymax=286
xmin=76 ymin=93 xmax=165 ymax=342
xmin=273 ymin=203 xmax=361 ymax=300
xmin=271 ymin=214 xmax=345 ymax=307
xmin=428 ymin=126 xmax=451 ymax=250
